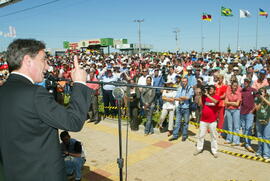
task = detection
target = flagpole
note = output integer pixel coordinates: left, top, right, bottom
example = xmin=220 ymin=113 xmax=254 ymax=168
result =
xmin=219 ymin=13 xmax=221 ymax=52
xmin=237 ymin=11 xmax=240 ymax=52
xmin=201 ymin=19 xmax=204 ymax=53
xmin=256 ymin=9 xmax=259 ymax=50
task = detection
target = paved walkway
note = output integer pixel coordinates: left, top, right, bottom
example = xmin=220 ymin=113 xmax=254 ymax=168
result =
xmin=69 ymin=118 xmax=269 ymax=181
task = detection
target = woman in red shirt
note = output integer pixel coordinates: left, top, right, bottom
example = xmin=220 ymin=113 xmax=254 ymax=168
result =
xmin=215 ymin=74 xmax=228 ymax=130
xmin=224 ymin=80 xmax=242 ymax=145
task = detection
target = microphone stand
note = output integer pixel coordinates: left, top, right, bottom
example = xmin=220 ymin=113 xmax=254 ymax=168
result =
xmin=117 ymin=99 xmax=123 ymax=181
xmin=112 ymin=87 xmax=125 ymax=181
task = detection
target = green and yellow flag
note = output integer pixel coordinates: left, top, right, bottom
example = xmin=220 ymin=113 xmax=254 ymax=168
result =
xmin=221 ymin=6 xmax=233 ymax=16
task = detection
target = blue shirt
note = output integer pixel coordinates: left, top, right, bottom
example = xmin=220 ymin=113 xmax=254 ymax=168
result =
xmin=254 ymin=64 xmax=263 ymax=72
xmin=175 ymin=86 xmax=194 ymax=109
xmin=35 ymin=80 xmax=46 ymax=88
xmin=100 ymin=75 xmax=118 ymax=90
xmin=186 ymin=75 xmax=197 ymax=87
xmin=153 ymin=75 xmax=164 ymax=87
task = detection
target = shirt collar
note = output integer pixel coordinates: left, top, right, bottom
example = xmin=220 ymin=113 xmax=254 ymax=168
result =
xmin=11 ymin=72 xmax=34 ymax=84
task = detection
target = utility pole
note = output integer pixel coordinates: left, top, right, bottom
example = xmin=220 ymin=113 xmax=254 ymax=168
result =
xmin=173 ymin=28 xmax=180 ymax=54
xmin=134 ymin=19 xmax=144 ymax=55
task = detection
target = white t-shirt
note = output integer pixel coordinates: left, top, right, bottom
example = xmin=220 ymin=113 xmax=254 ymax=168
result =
xmin=162 ymin=90 xmax=177 ymax=110
xmin=138 ymin=75 xmax=148 ymax=85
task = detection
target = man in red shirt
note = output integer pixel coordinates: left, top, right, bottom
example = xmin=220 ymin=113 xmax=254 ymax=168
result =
xmin=193 ymin=85 xmax=220 ymax=158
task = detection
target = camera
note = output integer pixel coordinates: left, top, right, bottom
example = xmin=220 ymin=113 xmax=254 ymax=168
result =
xmin=252 ymin=90 xmax=262 ymax=96
xmin=201 ymin=85 xmax=210 ymax=95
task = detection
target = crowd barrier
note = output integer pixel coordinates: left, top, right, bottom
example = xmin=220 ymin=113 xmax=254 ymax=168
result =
xmin=96 ymin=105 xmax=270 ymax=144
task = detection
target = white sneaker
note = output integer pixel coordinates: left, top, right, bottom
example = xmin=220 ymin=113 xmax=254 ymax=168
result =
xmin=263 ymin=157 xmax=270 ymax=162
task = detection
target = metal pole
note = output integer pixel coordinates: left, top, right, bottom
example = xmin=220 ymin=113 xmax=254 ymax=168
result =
xmin=117 ymin=99 xmax=123 ymax=181
xmin=201 ymin=21 xmax=204 ymax=53
xmin=138 ymin=22 xmax=141 ymax=54
xmin=173 ymin=28 xmax=180 ymax=53
xmin=134 ymin=19 xmax=144 ymax=55
xmin=256 ymin=10 xmax=259 ymax=50
xmin=237 ymin=13 xmax=240 ymax=52
xmin=218 ymin=14 xmax=221 ymax=52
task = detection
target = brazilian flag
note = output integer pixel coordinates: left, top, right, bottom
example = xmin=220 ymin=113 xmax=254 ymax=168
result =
xmin=221 ymin=6 xmax=233 ymax=16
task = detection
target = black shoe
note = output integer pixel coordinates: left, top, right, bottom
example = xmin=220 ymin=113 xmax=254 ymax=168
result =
xmin=168 ymin=136 xmax=178 ymax=141
xmin=94 ymin=119 xmax=101 ymax=124
xmin=182 ymin=137 xmax=187 ymax=142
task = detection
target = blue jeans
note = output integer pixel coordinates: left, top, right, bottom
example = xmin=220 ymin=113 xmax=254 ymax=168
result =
xmin=144 ymin=105 xmax=155 ymax=134
xmin=225 ymin=109 xmax=240 ymax=144
xmin=240 ymin=113 xmax=254 ymax=147
xmin=155 ymin=93 xmax=163 ymax=110
xmin=256 ymin=121 xmax=270 ymax=158
xmin=172 ymin=108 xmax=190 ymax=139
xmin=65 ymin=156 xmax=85 ymax=180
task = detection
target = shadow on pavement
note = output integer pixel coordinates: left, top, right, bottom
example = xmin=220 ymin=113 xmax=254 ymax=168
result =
xmin=81 ymin=166 xmax=113 ymax=181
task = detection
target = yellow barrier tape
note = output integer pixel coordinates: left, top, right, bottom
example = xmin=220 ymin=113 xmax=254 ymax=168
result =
xmin=105 ymin=114 xmax=129 ymax=120
xmin=188 ymin=137 xmax=270 ymax=164
xmin=100 ymin=106 xmax=127 ymax=110
xmin=189 ymin=121 xmax=270 ymax=144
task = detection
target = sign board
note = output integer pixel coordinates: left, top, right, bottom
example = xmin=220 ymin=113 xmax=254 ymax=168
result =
xmin=63 ymin=41 xmax=69 ymax=49
xmin=116 ymin=44 xmax=131 ymax=49
xmin=100 ymin=38 xmax=113 ymax=46
xmin=78 ymin=40 xmax=90 ymax=48
xmin=89 ymin=39 xmax=101 ymax=45
xmin=0 ymin=0 xmax=21 ymax=8
xmin=69 ymin=42 xmax=78 ymax=49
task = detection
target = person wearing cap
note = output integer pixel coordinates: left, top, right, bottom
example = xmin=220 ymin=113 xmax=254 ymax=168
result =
xmin=152 ymin=68 xmax=165 ymax=111
xmin=254 ymin=87 xmax=270 ymax=161
xmin=174 ymin=75 xmax=182 ymax=88
xmin=252 ymin=69 xmax=269 ymax=90
xmin=157 ymin=80 xmax=177 ymax=136
xmin=86 ymin=68 xmax=100 ymax=124
xmin=240 ymin=78 xmax=257 ymax=153
xmin=240 ymin=66 xmax=257 ymax=87
xmin=186 ymin=66 xmax=197 ymax=88
xmin=201 ymin=66 xmax=209 ymax=84
xmin=232 ymin=66 xmax=242 ymax=85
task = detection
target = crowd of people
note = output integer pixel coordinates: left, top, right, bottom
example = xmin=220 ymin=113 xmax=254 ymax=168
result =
xmin=1 ymin=47 xmax=270 ymax=163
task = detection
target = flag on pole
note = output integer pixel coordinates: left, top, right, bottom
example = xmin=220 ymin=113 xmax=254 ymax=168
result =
xmin=202 ymin=13 xmax=212 ymax=21
xmin=221 ymin=6 xmax=233 ymax=16
xmin=240 ymin=9 xmax=251 ymax=18
xmin=259 ymin=8 xmax=268 ymax=18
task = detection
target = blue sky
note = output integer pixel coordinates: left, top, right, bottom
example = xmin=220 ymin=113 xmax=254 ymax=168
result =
xmin=0 ymin=0 xmax=270 ymax=52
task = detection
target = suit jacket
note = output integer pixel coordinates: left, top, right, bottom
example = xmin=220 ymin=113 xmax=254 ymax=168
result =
xmin=0 ymin=74 xmax=92 ymax=181
xmin=141 ymin=88 xmax=155 ymax=106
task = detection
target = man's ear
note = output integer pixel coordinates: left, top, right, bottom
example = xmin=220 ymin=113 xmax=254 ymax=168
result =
xmin=21 ymin=55 xmax=32 ymax=68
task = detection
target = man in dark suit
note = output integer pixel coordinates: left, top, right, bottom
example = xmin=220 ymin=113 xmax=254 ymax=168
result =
xmin=0 ymin=39 xmax=92 ymax=181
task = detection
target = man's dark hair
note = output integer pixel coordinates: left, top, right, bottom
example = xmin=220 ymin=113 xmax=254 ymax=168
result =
xmin=60 ymin=131 xmax=70 ymax=141
xmin=6 ymin=39 xmax=46 ymax=72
